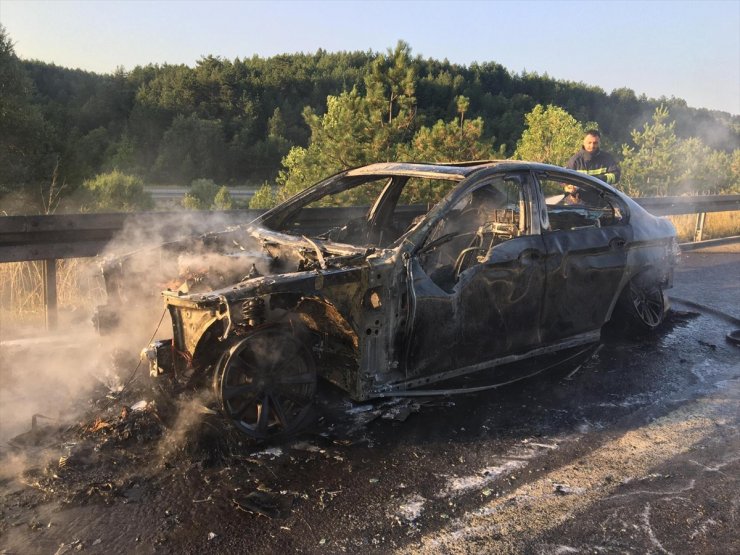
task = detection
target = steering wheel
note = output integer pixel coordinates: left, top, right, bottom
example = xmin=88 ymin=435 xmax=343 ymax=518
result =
xmin=453 ymin=246 xmax=484 ymax=281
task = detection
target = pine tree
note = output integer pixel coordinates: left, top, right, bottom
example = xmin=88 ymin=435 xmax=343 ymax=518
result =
xmin=513 ymin=104 xmax=590 ymax=166
xmin=621 ymin=105 xmax=678 ymax=196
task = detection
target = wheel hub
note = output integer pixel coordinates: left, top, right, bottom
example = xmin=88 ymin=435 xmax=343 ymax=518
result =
xmin=213 ymin=327 xmax=317 ymax=439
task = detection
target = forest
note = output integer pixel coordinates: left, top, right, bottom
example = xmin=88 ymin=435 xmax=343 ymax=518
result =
xmin=1 ymin=27 xmax=738 ymax=215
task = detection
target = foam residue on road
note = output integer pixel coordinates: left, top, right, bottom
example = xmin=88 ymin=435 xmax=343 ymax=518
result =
xmin=439 ymin=459 xmax=528 ymax=498
xmin=401 ymin=377 xmax=740 ymax=554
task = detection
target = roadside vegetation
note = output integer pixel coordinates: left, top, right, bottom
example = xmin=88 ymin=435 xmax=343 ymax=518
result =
xmin=0 ymin=259 xmax=105 ymax=329
xmin=668 ymin=211 xmax=740 ymax=243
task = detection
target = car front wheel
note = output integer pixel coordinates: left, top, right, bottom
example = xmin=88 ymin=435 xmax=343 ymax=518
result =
xmin=213 ymin=327 xmax=317 ymax=440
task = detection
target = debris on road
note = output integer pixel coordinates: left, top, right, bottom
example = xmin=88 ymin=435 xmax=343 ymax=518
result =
xmin=394 ymin=494 xmax=426 ymax=523
xmin=552 ymin=483 xmax=575 ymax=495
xmin=232 ymin=490 xmax=294 ymax=519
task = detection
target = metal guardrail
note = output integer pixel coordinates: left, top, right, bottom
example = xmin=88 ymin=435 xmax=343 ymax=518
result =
xmin=0 ymin=206 xmax=427 ymax=264
xmin=1 ymin=196 xmax=738 ymax=264
xmin=679 ymin=235 xmax=740 ymax=251
xmin=631 ymin=194 xmax=740 ymax=216
xmin=144 ymin=186 xmax=256 ymax=202
xmin=0 ymin=210 xmax=262 ymax=263
xmin=635 ymin=194 xmax=740 ymax=242
xmin=1 ymin=196 xmax=738 ymax=329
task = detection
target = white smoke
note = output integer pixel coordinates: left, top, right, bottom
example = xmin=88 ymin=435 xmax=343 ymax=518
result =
xmin=0 ymin=210 xmax=266 ymax=447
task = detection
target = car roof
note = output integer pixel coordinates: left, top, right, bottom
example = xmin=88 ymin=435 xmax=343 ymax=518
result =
xmin=345 ymin=161 xmax=624 ymax=196
xmin=343 ymin=160 xmax=585 ymax=181
xmin=345 ymin=161 xmax=506 ymax=180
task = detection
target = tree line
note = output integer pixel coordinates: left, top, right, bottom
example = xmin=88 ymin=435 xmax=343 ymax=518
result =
xmin=1 ymin=27 xmax=738 ymax=214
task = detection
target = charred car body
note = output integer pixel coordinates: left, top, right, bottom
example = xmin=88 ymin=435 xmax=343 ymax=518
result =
xmin=97 ymin=161 xmax=679 ymax=438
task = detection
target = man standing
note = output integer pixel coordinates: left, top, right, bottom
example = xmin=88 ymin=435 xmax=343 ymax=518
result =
xmin=566 ymin=130 xmax=621 ymax=185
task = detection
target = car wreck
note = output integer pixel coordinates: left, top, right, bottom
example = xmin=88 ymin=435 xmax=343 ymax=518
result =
xmin=96 ymin=161 xmax=679 ymax=439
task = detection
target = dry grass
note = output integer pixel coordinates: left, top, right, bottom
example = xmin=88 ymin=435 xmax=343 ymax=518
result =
xmin=0 ymin=258 xmax=106 ymax=329
xmin=667 ymin=211 xmax=740 ymax=243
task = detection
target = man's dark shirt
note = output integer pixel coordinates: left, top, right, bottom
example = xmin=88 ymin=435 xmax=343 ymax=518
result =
xmin=566 ymin=148 xmax=620 ymax=185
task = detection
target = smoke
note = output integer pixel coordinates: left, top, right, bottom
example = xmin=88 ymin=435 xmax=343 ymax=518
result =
xmin=155 ymin=391 xmax=222 ymax=463
xmin=176 ymin=250 xmax=271 ymax=287
xmin=0 ymin=211 xmax=267 ymax=458
xmin=0 ymin=321 xmax=105 ymax=444
xmin=0 ymin=451 xmax=33 ymax=481
xmin=97 ymin=212 xmax=270 ymax=350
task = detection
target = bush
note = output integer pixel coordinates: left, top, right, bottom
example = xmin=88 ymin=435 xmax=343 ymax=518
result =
xmin=249 ymin=182 xmax=277 ymax=209
xmin=213 ymin=185 xmax=233 ymax=210
xmin=82 ymin=170 xmax=153 ymax=212
xmin=182 ymin=178 xmax=219 ymax=210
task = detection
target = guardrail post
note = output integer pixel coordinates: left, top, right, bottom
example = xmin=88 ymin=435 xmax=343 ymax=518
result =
xmin=43 ymin=259 xmax=58 ymax=330
xmin=693 ymin=212 xmax=706 ymax=242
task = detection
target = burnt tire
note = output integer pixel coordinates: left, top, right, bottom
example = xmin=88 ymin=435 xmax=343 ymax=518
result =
xmin=617 ymin=280 xmax=666 ymax=333
xmin=213 ymin=327 xmax=317 ymax=440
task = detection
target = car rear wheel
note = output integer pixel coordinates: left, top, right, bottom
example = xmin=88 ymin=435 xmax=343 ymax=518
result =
xmin=213 ymin=327 xmax=317 ymax=440
xmin=619 ymin=280 xmax=666 ymax=332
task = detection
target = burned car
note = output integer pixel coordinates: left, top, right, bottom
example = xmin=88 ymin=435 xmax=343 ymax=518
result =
xmin=97 ymin=161 xmax=678 ymax=439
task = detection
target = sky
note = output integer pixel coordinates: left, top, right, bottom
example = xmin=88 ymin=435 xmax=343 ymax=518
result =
xmin=1 ymin=0 xmax=738 ymax=114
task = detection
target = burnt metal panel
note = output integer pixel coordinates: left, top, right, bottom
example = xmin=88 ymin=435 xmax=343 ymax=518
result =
xmin=404 ymin=233 xmax=548 ymax=377
xmin=540 ymin=225 xmax=631 ymax=341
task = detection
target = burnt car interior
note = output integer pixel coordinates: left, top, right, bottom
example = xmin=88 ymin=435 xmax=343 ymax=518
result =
xmin=539 ymin=173 xmax=625 ymax=231
xmin=418 ymin=176 xmax=525 ymax=292
xmin=259 ymin=171 xmax=529 ymax=293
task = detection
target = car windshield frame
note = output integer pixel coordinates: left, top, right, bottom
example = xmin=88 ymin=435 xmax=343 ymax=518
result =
xmin=256 ymin=163 xmax=499 ymax=226
xmin=256 ymin=168 xmax=473 ymax=246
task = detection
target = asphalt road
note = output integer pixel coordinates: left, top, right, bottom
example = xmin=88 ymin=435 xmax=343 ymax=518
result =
xmin=671 ymin=247 xmax=740 ymax=321
xmin=0 ymin=249 xmax=738 ymax=554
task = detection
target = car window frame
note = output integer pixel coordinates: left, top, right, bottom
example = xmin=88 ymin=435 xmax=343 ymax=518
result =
xmin=532 ymin=170 xmax=630 ymax=233
xmin=405 ymin=169 xmax=538 ymax=256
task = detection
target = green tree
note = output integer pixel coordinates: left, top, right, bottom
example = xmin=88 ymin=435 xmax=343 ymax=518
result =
xmin=273 ymin=89 xmax=376 ymax=203
xmin=401 ymin=117 xmax=496 ymax=163
xmin=621 ymin=106 xmax=739 ymax=196
xmin=81 ymin=170 xmax=153 ymax=212
xmin=365 ymin=41 xmax=416 ymax=127
xmin=213 ymin=185 xmax=234 ymax=209
xmin=364 ymin=41 xmax=418 ymax=161
xmin=395 ymin=116 xmax=499 ymax=204
xmin=249 ymin=182 xmax=277 ymax=209
xmin=621 ymin=105 xmax=679 ymax=196
xmin=154 ymin=114 xmax=228 ymax=184
xmin=455 ymin=95 xmax=470 ymax=128
xmin=673 ymin=137 xmax=732 ymax=194
xmin=270 ymin=44 xmax=421 ymax=205
xmin=513 ymin=104 xmax=590 ymax=166
xmin=0 ymin=25 xmax=53 ymax=203
xmin=182 ymin=178 xmax=219 ymax=210
xmin=10 ymin=42 xmax=738 ymax=204
xmin=730 ymin=150 xmax=740 ymax=193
